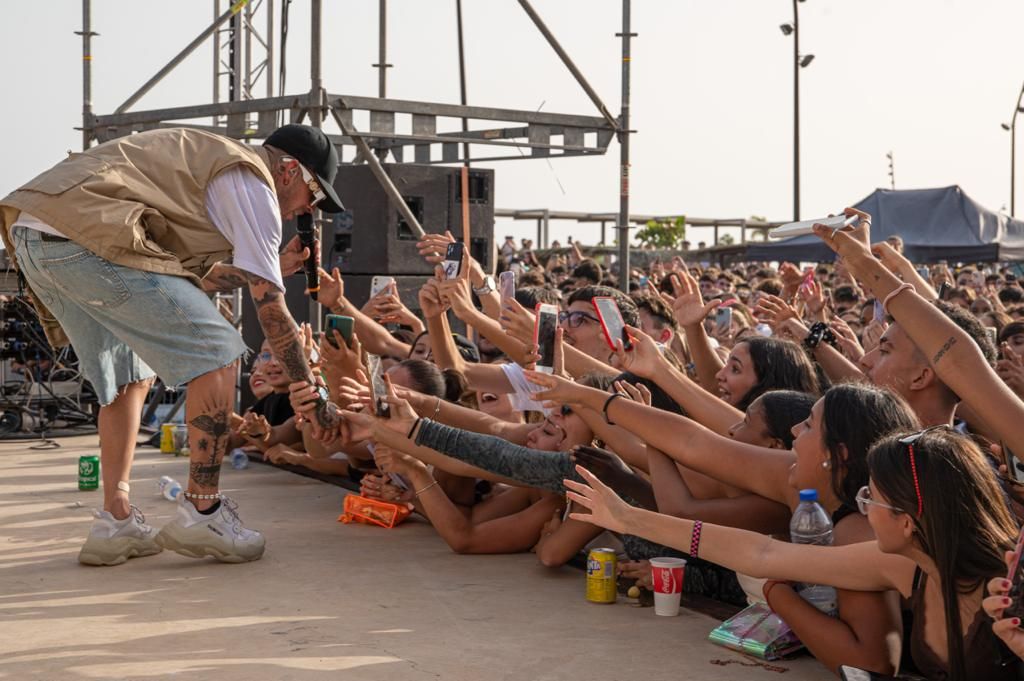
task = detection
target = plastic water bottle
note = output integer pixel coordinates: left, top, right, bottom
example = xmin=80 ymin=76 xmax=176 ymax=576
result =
xmin=227 ymin=448 xmax=250 ymax=470
xmin=157 ymin=475 xmax=182 ymax=501
xmin=789 ymin=489 xmax=837 ymax=614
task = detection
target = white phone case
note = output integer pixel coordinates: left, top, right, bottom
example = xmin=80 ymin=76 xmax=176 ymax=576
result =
xmin=769 ymin=214 xmax=855 ymax=240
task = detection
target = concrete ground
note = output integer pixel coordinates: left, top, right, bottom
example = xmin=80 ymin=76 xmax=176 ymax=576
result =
xmin=0 ymin=435 xmax=832 ymax=681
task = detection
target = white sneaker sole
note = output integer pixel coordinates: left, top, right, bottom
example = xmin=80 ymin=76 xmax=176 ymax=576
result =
xmin=155 ymin=523 xmax=265 ymax=563
xmin=78 ymin=536 xmax=162 ymax=566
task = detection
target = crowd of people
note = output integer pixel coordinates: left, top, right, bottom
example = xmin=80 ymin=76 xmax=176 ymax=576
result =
xmin=226 ymin=206 xmax=1024 ymax=680
xmin=7 ymin=123 xmax=1024 ymax=680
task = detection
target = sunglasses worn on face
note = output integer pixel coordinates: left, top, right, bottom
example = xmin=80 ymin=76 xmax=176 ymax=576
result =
xmin=283 ymin=156 xmax=326 ymax=208
xmin=559 ymin=310 xmax=599 ymax=328
xmin=855 ymin=485 xmax=905 ymax=516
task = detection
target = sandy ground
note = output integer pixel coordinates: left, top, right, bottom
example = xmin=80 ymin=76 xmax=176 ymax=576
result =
xmin=0 ymin=435 xmax=831 ymax=681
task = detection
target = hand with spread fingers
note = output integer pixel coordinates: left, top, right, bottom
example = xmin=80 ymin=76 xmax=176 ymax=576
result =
xmin=755 ymin=294 xmax=800 ymax=330
xmin=666 ymin=271 xmax=719 ymax=328
xmin=316 ymin=266 xmax=345 ymax=310
xmin=830 ymin=316 xmax=865 ymax=361
xmin=613 ymin=379 xmax=652 ymax=406
xmin=523 ymin=369 xmax=587 ymax=408
xmin=320 ymin=328 xmax=363 ymax=388
xmin=563 ymin=464 xmax=635 ymax=536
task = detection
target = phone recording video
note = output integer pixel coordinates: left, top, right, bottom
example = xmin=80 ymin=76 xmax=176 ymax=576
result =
xmin=325 ymin=314 xmax=354 ymax=348
xmin=592 ymin=297 xmax=632 ymax=351
xmin=534 ymin=304 xmax=558 ymax=374
xmin=442 ymin=242 xmax=465 ymax=280
xmin=714 ymin=306 xmax=733 ymax=337
xmin=499 ymin=271 xmax=516 ymax=301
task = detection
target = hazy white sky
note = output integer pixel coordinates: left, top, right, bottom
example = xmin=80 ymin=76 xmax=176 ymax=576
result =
xmin=3 ymin=0 xmax=1023 ymax=246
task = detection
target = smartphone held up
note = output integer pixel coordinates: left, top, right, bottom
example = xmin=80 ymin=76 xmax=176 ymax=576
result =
xmin=592 ymin=297 xmax=632 ymax=352
xmin=534 ymin=303 xmax=559 ymax=374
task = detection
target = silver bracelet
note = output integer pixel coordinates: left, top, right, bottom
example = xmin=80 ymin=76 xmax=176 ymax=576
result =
xmin=433 ymin=397 xmax=442 ymax=420
xmin=414 ymin=480 xmax=440 ymax=498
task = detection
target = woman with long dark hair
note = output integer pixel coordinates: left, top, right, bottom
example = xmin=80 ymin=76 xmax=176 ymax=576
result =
xmin=565 ymin=427 xmax=1020 ymax=681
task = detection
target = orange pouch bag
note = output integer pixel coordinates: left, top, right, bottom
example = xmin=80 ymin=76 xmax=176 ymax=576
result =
xmin=339 ymin=494 xmax=412 ymax=529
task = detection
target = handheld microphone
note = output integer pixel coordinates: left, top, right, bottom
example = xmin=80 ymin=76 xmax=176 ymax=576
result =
xmin=296 ymin=214 xmax=319 ymax=300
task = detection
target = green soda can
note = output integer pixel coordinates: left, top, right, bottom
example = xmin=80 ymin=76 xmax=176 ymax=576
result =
xmin=78 ymin=455 xmax=100 ymax=491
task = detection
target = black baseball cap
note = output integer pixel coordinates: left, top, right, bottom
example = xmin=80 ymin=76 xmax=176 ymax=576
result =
xmin=263 ymin=124 xmax=344 ymax=213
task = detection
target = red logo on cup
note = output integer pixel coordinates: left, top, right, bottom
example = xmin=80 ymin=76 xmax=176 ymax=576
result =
xmin=652 ymin=566 xmax=683 ymax=594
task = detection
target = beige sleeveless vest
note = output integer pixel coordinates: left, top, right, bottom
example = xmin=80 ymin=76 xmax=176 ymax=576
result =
xmin=0 ymin=128 xmax=277 ymax=346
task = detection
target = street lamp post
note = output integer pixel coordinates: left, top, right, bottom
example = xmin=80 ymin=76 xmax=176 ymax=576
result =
xmin=1001 ymin=82 xmax=1024 ymax=217
xmin=780 ymin=0 xmax=812 ymax=222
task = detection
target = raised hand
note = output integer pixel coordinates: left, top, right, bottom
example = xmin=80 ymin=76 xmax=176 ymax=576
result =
xmin=668 ymin=271 xmax=720 ymax=328
xmin=997 ymin=344 xmax=1024 ymax=398
xmin=564 ymin=464 xmax=635 ymax=535
xmin=613 ymin=379 xmax=652 ymax=406
xmin=609 ymin=325 xmax=663 ymax=378
xmin=416 ymin=230 xmax=455 ymax=265
xmin=418 ymin=278 xmax=449 ymax=319
xmin=830 ymin=316 xmax=865 ymax=361
xmin=373 ymin=444 xmax=427 ymax=477
xmin=499 ymin=297 xmax=536 ymax=344
xmin=316 ymin=267 xmax=345 ymax=310
xmin=798 ymin=278 xmax=827 ymax=319
xmin=755 ymin=294 xmax=799 ymax=330
xmin=437 ymin=276 xmax=476 ymax=319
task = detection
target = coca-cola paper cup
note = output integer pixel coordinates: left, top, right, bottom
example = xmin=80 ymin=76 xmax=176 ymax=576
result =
xmin=650 ymin=557 xmax=686 ymax=616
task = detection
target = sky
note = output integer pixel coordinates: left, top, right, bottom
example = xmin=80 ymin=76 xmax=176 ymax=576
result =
xmin=2 ymin=0 xmax=1023 ymax=248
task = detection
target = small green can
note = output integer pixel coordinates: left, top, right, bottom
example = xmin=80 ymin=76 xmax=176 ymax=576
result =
xmin=78 ymin=455 xmax=100 ymax=491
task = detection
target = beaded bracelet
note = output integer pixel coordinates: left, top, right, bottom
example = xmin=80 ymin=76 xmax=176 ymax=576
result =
xmin=803 ymin=322 xmax=837 ymax=351
xmin=183 ymin=491 xmax=221 ymax=501
xmin=690 ymin=520 xmax=703 ymax=557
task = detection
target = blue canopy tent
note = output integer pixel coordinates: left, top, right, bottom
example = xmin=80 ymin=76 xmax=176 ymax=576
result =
xmin=745 ymin=186 xmax=1024 ymax=263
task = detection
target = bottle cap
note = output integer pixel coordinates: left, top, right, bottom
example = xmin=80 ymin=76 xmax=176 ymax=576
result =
xmin=798 ymin=489 xmax=818 ymax=502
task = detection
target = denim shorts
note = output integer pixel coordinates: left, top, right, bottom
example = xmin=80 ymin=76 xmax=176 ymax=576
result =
xmin=12 ymin=227 xmax=248 ymax=406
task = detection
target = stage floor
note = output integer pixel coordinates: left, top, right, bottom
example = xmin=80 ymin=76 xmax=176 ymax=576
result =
xmin=0 ymin=436 xmax=831 ymax=681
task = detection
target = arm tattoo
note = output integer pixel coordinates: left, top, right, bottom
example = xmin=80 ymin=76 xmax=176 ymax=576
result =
xmin=248 ymin=273 xmax=314 ymax=386
xmin=202 ymin=264 xmax=250 ymax=293
xmin=932 ymin=337 xmax=957 ymax=365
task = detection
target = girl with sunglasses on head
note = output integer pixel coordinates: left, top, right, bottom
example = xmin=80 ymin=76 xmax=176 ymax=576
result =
xmin=525 ymin=370 xmax=919 ymax=677
xmin=566 ymin=426 xmax=1020 ymax=681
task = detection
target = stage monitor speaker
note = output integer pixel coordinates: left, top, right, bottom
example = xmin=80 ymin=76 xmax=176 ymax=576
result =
xmin=327 ymin=164 xmax=494 ymax=276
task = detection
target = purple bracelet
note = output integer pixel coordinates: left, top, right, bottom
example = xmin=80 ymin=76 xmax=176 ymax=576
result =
xmin=690 ymin=520 xmax=703 ymax=557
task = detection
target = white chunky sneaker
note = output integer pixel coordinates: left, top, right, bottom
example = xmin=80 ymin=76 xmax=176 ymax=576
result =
xmin=78 ymin=506 xmax=162 ymax=566
xmin=155 ymin=495 xmax=265 ymax=563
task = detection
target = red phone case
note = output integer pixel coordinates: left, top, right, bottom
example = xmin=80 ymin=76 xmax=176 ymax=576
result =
xmin=592 ymin=297 xmax=631 ymax=352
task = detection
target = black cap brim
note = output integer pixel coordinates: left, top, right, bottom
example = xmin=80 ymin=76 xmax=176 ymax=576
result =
xmin=315 ymin=174 xmax=345 ymax=213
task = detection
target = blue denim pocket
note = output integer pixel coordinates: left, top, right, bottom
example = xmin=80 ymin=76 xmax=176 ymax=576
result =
xmin=38 ymin=243 xmax=131 ymax=309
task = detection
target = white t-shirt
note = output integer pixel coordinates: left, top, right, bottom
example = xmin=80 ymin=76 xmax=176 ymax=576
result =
xmin=13 ymin=165 xmax=285 ymax=292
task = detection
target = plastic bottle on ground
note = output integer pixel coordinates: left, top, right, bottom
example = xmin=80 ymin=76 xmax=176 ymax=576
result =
xmin=227 ymin=448 xmax=250 ymax=470
xmin=789 ymin=488 xmax=838 ymax=614
xmin=157 ymin=475 xmax=182 ymax=501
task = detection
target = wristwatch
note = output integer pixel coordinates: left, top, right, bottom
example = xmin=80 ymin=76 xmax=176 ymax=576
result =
xmin=473 ymin=275 xmax=496 ymax=296
xmin=313 ymin=385 xmax=330 ymax=408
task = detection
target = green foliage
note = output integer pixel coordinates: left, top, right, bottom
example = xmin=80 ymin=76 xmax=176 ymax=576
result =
xmin=718 ymin=233 xmax=735 ymax=245
xmin=634 ymin=216 xmax=687 ymax=250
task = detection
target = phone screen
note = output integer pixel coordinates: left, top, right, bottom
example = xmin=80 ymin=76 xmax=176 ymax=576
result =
xmin=499 ymin=271 xmax=516 ymax=300
xmin=535 ymin=304 xmax=558 ymax=372
xmin=873 ymin=299 xmax=885 ymax=323
xmin=714 ymin=306 xmax=733 ymax=336
xmin=593 ymin=297 xmax=631 ymax=351
xmin=325 ymin=314 xmax=354 ymax=348
xmin=366 ymin=353 xmax=390 ymax=418
xmin=1005 ymin=442 xmax=1024 ymax=485
xmin=442 ymin=242 xmax=465 ymax=280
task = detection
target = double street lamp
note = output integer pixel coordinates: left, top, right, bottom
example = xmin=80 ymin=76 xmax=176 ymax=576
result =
xmin=780 ymin=0 xmax=813 ymax=222
xmin=1000 ymin=82 xmax=1024 ymax=217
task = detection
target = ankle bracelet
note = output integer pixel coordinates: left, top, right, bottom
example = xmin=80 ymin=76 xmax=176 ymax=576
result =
xmin=183 ymin=491 xmax=221 ymax=501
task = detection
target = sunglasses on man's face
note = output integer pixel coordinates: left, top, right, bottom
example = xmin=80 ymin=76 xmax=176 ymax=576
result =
xmin=283 ymin=156 xmax=326 ymax=208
